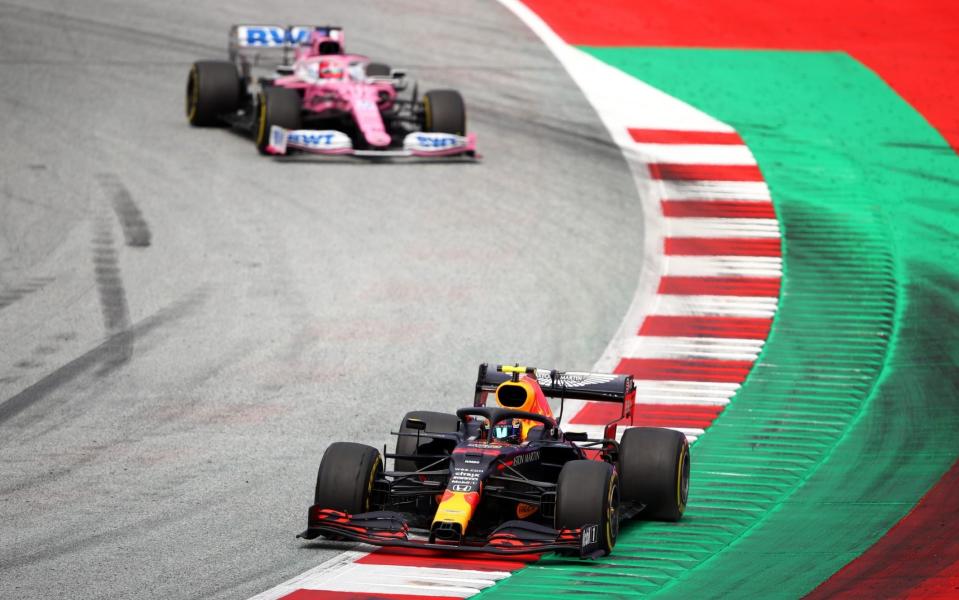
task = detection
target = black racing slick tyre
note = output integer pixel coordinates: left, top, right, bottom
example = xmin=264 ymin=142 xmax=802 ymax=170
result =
xmin=254 ymin=87 xmax=302 ymax=154
xmin=422 ymin=90 xmax=466 ymax=136
xmin=394 ymin=410 xmax=459 ymax=473
xmin=555 ymin=460 xmax=619 ymax=556
xmin=313 ymin=442 xmax=382 ymax=514
xmin=619 ymin=427 xmax=690 ymax=521
xmin=365 ymin=62 xmax=392 ymax=77
xmin=186 ymin=61 xmax=241 ymax=126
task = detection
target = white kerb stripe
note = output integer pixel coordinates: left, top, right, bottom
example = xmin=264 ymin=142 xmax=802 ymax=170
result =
xmin=666 ymin=217 xmax=781 ymax=238
xmin=295 ymin=563 xmax=510 ymax=597
xmin=658 ymin=180 xmax=771 ymax=201
xmin=247 ymin=550 xmax=372 ymax=600
xmin=567 ymin=424 xmax=705 ymax=443
xmin=633 ymin=143 xmax=757 ymax=165
xmin=623 ymin=336 xmax=765 ymax=361
xmin=635 ymin=380 xmax=740 ymax=404
xmin=651 ymin=294 xmax=779 ymax=318
xmin=665 ymin=256 xmax=782 ymax=277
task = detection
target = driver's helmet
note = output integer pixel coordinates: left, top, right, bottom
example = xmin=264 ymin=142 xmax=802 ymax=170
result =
xmin=318 ymin=59 xmax=344 ymax=79
xmin=493 ymin=419 xmax=523 ymax=444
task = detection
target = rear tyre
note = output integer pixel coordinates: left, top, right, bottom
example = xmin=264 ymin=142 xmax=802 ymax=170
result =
xmin=619 ymin=427 xmax=690 ymax=521
xmin=186 ymin=61 xmax=241 ymax=126
xmin=365 ymin=62 xmax=392 ymax=77
xmin=422 ymin=90 xmax=466 ymax=136
xmin=555 ymin=460 xmax=619 ymax=556
xmin=394 ymin=410 xmax=459 ymax=472
xmin=254 ymin=87 xmax=302 ymax=154
xmin=313 ymin=442 xmax=382 ymax=514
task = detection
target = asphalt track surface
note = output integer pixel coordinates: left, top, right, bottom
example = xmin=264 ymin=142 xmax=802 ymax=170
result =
xmin=0 ymin=1 xmax=643 ymax=598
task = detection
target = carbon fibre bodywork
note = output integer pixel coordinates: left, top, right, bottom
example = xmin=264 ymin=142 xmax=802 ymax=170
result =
xmin=300 ymin=364 xmax=643 ymax=557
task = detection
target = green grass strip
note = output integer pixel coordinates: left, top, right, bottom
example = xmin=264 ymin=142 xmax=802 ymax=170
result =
xmin=479 ymin=48 xmax=959 ymax=599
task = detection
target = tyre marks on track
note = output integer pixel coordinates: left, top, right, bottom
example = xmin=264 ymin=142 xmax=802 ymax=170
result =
xmin=91 ymin=201 xmax=133 ymax=372
xmin=97 ymin=174 xmax=151 ymax=248
xmin=0 ymin=277 xmax=53 ymax=311
xmin=0 ymin=289 xmax=205 ymax=427
xmin=91 ymin=173 xmax=151 ymax=372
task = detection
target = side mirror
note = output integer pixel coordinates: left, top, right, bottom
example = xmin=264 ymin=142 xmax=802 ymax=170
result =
xmin=565 ymin=431 xmax=588 ymax=442
xmin=405 ymin=418 xmax=426 ymax=432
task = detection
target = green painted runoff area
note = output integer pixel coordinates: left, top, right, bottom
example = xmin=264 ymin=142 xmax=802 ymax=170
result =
xmin=480 ymin=49 xmax=959 ymax=598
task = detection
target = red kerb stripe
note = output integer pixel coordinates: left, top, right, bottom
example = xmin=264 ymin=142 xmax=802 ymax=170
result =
xmin=648 ymin=163 xmax=764 ymax=182
xmin=570 ymin=402 xmax=724 ymax=427
xmin=665 ymin=237 xmax=782 ymax=257
xmin=357 ymin=548 xmax=536 ymax=572
xmin=661 ymin=200 xmax=777 ymax=219
xmin=658 ymin=276 xmax=781 ymax=297
xmin=628 ymin=128 xmax=744 ymax=145
xmin=639 ymin=315 xmax=772 ymax=339
xmin=615 ymin=358 xmax=754 ymax=383
xmin=280 ymin=591 xmax=459 ymax=600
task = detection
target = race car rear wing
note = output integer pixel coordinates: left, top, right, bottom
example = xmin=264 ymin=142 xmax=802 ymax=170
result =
xmin=474 ymin=363 xmax=636 ymax=406
xmin=228 ymin=24 xmax=343 ymax=75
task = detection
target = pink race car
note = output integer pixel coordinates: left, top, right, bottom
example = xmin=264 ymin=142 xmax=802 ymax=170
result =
xmin=186 ymin=25 xmax=477 ymax=159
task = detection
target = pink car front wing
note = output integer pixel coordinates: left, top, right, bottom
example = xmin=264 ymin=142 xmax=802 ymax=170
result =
xmin=266 ymin=126 xmax=478 ymax=158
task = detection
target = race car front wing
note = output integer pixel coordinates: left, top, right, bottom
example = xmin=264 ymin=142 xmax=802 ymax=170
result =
xmin=298 ymin=506 xmax=607 ymax=558
xmin=266 ymin=126 xmax=478 ymax=159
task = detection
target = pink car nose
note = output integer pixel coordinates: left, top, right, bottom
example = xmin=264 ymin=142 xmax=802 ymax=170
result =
xmin=365 ymin=131 xmax=392 ymax=147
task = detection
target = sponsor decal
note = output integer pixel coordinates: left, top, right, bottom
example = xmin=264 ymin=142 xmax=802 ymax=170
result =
xmin=286 ymin=130 xmax=353 ymax=151
xmin=581 ymin=524 xmax=599 ymax=548
xmin=403 ymin=132 xmax=466 ymax=152
xmin=449 ymin=466 xmax=483 ymax=492
xmin=535 ymin=370 xmax=617 ymax=389
xmin=512 ymin=450 xmax=540 ymax=467
xmin=516 ymin=502 xmax=538 ymax=519
xmin=237 ymin=26 xmax=311 ymax=47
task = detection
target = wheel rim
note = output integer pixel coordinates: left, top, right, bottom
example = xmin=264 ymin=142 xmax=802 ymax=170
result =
xmin=186 ymin=67 xmax=199 ymax=121
xmin=423 ymin=95 xmax=432 ymax=131
xmin=255 ymin=93 xmax=268 ymax=146
xmin=678 ymin=444 xmax=690 ymax=512
xmin=606 ymin=472 xmax=620 ymax=548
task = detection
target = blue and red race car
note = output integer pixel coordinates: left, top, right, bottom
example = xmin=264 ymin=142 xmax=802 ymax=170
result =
xmin=300 ymin=364 xmax=690 ymax=558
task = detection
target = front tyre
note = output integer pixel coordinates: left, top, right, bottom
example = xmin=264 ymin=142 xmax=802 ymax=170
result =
xmin=422 ymin=90 xmax=466 ymax=136
xmin=555 ymin=460 xmax=619 ymax=556
xmin=619 ymin=427 xmax=690 ymax=521
xmin=313 ymin=442 xmax=382 ymax=514
xmin=186 ymin=61 xmax=241 ymax=126
xmin=254 ymin=87 xmax=302 ymax=154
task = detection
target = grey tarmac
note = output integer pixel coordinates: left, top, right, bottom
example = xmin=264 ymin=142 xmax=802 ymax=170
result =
xmin=0 ymin=1 xmax=643 ymax=598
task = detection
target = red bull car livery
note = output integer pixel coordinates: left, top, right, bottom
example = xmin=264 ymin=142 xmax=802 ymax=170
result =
xmin=186 ymin=25 xmax=477 ymax=159
xmin=299 ymin=364 xmax=690 ymax=558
